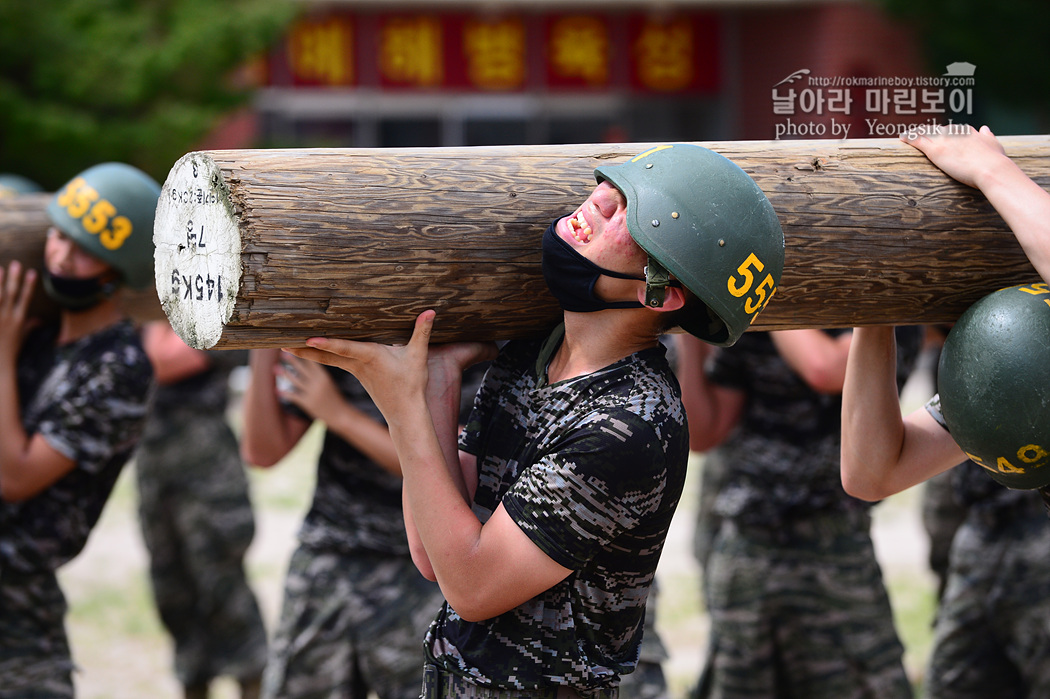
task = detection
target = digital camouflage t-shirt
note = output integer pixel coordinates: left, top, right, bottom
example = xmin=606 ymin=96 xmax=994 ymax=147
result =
xmin=431 ymin=327 xmax=688 ymax=692
xmin=707 ymin=328 xmax=922 ymax=525
xmin=287 ymin=367 xmax=410 ymax=556
xmin=0 ymin=320 xmax=154 ymax=575
xmin=290 ymin=363 xmax=487 ymax=557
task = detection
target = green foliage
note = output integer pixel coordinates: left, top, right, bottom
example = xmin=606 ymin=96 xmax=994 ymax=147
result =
xmin=877 ymin=0 xmax=1048 ymax=120
xmin=0 ymin=0 xmax=297 ymax=188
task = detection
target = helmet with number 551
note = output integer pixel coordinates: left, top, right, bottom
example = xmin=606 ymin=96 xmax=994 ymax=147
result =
xmin=594 ymin=143 xmax=785 ymax=346
xmin=47 ymin=162 xmax=160 ymax=290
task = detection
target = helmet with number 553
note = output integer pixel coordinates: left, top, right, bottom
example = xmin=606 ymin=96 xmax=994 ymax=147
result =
xmin=594 ymin=143 xmax=785 ymax=346
xmin=47 ymin=162 xmax=160 ymax=290
xmin=938 ymin=283 xmax=1050 ymax=490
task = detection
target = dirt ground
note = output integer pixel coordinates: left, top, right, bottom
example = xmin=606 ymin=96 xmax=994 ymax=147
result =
xmin=58 ymin=360 xmax=940 ymax=698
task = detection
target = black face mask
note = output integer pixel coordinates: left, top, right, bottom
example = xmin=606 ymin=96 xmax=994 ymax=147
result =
xmin=41 ymin=269 xmax=118 ymax=312
xmin=541 ymin=218 xmax=648 ymax=313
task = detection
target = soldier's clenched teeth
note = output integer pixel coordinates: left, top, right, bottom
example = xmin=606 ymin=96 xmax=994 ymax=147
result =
xmin=568 ymin=215 xmax=592 ymax=243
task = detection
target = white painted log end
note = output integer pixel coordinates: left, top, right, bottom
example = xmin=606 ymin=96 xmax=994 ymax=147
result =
xmin=153 ymin=152 xmax=241 ymax=350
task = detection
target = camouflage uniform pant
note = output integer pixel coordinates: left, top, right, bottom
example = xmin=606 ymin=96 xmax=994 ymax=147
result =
xmin=263 ymin=547 xmax=444 ymax=699
xmin=695 ymin=512 xmax=911 ymax=699
xmin=136 ymin=419 xmax=268 ymax=688
xmin=920 ymin=470 xmax=967 ymax=601
xmin=924 ymin=505 xmax=1050 ymax=698
xmin=692 ymin=452 xmax=729 ymax=579
xmin=0 ymin=570 xmax=73 ymax=699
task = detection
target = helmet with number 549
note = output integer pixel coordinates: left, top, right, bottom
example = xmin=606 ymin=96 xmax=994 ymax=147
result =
xmin=47 ymin=162 xmax=160 ymax=290
xmin=594 ymin=143 xmax=785 ymax=346
xmin=938 ymin=283 xmax=1050 ymax=490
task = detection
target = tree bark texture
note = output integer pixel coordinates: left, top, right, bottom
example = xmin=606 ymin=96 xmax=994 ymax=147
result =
xmin=152 ymin=136 xmax=1049 ymax=350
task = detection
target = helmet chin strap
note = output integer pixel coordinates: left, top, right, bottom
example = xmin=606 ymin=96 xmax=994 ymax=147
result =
xmin=643 ymin=256 xmax=675 ymax=308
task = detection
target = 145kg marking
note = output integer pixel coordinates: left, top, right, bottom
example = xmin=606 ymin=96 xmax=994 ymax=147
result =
xmin=170 ymin=269 xmax=223 ymax=303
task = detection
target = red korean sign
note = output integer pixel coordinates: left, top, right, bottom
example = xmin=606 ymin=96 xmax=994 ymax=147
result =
xmin=271 ymin=10 xmax=720 ymax=94
xmin=280 ymin=14 xmax=356 ymax=87
xmin=628 ymin=13 xmax=720 ymax=93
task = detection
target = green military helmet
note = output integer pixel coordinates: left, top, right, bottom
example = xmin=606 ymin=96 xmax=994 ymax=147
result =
xmin=0 ymin=173 xmax=43 ymax=197
xmin=46 ymin=162 xmax=160 ymax=289
xmin=938 ymin=283 xmax=1050 ymax=489
xmin=594 ymin=143 xmax=784 ymax=346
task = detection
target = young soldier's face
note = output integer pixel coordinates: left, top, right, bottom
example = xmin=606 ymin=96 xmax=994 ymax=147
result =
xmin=557 ymin=182 xmax=648 ymax=279
xmin=45 ymin=227 xmax=111 ymax=280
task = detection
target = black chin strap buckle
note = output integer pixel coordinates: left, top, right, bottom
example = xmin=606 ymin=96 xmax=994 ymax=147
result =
xmin=644 ymin=257 xmax=672 ymax=308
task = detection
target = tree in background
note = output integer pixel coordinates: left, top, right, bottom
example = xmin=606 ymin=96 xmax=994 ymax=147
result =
xmin=0 ymin=0 xmax=297 ymax=188
xmin=877 ymin=0 xmax=1048 ymax=128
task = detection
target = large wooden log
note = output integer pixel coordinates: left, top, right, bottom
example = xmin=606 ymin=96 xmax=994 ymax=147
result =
xmin=154 ymin=136 xmax=1049 ymax=350
xmin=0 ymin=193 xmax=165 ymax=323
xmin=0 ymin=193 xmax=60 ymax=321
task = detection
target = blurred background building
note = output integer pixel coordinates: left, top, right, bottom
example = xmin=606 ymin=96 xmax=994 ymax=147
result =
xmin=5 ymin=0 xmax=1042 ymax=186
xmin=207 ymin=0 xmax=928 ymax=150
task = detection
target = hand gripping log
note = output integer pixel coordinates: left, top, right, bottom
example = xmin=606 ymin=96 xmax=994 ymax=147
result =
xmin=153 ymin=136 xmax=1050 ymax=350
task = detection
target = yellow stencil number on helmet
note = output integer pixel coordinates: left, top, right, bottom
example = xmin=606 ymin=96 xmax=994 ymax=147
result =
xmin=967 ymin=443 xmax=1050 ymax=476
xmin=56 ymin=177 xmax=97 ymax=218
xmin=727 ymin=252 xmax=777 ymax=319
xmin=56 ymin=176 xmax=134 ymax=250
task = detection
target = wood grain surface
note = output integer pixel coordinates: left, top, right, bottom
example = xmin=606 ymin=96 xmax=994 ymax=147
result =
xmin=152 ymin=136 xmax=1049 ymax=349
